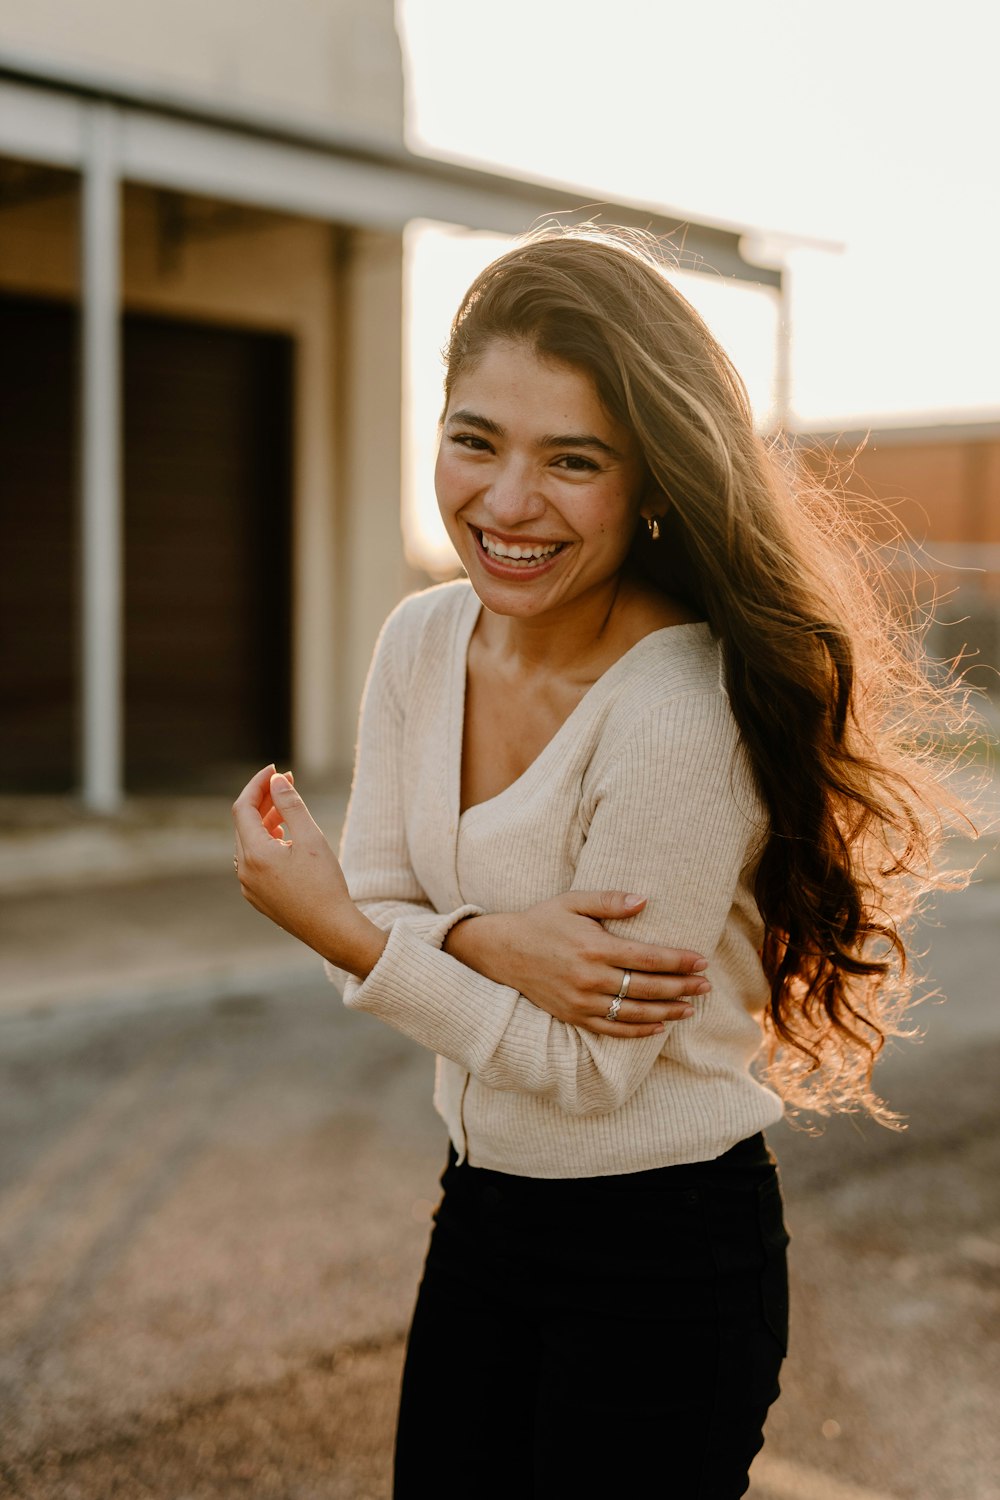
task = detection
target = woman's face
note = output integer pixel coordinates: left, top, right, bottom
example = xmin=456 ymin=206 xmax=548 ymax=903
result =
xmin=435 ymin=339 xmax=648 ymax=623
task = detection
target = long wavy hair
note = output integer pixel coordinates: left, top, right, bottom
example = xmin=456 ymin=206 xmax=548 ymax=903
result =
xmin=443 ymin=224 xmax=981 ymax=1123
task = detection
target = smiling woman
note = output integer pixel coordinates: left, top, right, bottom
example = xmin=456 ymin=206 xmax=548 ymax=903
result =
xmin=234 ymin=226 xmax=976 ymax=1499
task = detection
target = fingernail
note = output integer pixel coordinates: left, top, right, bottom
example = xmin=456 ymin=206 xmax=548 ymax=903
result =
xmin=623 ymin=893 xmax=646 ymax=909
xmin=679 ymin=1005 xmax=695 ymax=1018
xmin=270 ymin=772 xmax=291 ymax=792
xmin=694 ymin=981 xmax=712 ymax=994
xmin=691 ymin=959 xmax=709 ymax=972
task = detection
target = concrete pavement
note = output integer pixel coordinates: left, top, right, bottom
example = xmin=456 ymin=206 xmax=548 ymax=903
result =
xmin=0 ymin=790 xmax=349 ymax=1018
xmin=0 ymin=789 xmax=998 ymax=1498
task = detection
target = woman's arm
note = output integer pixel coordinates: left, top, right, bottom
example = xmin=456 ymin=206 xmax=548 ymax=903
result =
xmin=233 ymin=764 xmax=390 ymax=977
xmin=321 ymin=602 xmax=488 ymax=992
xmin=233 ymin=603 xmax=483 ymax=984
xmin=338 ymin=689 xmax=760 ymax=1116
xmin=443 ymin=893 xmax=710 ymax=1038
xmin=235 ymin=598 xmax=758 ymax=1116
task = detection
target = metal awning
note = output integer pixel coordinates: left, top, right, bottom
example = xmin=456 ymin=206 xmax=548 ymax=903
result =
xmin=0 ymin=49 xmax=781 ymax=287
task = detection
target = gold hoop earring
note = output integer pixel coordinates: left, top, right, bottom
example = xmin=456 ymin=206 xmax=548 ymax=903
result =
xmin=646 ymin=516 xmax=661 ymax=542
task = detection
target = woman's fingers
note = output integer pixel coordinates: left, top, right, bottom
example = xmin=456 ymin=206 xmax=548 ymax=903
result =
xmin=262 ymin=805 xmax=285 ymax=838
xmin=257 ymin=767 xmax=294 ymax=826
xmin=580 ymin=966 xmax=708 ymax=1027
xmin=567 ymin=889 xmax=650 ymax=921
xmin=606 ymin=998 xmax=696 ymax=1026
xmin=558 ymin=890 xmax=710 ymax=1027
xmin=584 ymin=1017 xmax=676 ymax=1040
xmin=615 ymin=944 xmax=708 ymax=976
xmin=590 ymin=995 xmax=697 ymax=1026
xmin=565 ymin=892 xmax=708 ymax=976
xmin=232 ymin=764 xmax=276 ymax=853
xmin=603 ymin=968 xmax=711 ymax=1003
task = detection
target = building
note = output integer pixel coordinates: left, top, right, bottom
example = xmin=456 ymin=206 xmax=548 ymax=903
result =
xmin=797 ymin=421 xmax=1000 ymax=695
xmin=0 ymin=1 xmax=782 ymax=806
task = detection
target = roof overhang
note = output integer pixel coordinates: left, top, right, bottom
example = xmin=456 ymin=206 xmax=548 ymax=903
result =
xmin=0 ymin=50 xmax=781 ymax=288
xmin=792 ymin=417 xmax=1000 ymax=447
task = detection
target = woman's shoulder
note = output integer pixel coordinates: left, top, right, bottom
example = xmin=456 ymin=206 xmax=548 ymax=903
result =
xmin=375 ymin=578 xmax=475 ymax=681
xmin=611 ymin=620 xmax=728 ymax=717
xmin=586 ymin=626 xmax=761 ymax=826
xmin=384 ymin=577 xmax=474 ymax=631
xmin=602 ymin=582 xmax=724 ymax=708
xmin=582 ymin=623 xmax=733 ymax=772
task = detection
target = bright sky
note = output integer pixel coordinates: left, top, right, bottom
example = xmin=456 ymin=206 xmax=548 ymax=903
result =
xmin=396 ymin=0 xmax=999 ymax=572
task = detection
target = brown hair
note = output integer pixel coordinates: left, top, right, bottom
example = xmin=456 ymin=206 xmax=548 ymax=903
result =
xmin=444 ymin=224 xmax=981 ymax=1123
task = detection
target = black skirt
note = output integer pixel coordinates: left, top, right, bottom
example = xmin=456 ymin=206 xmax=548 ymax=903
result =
xmin=394 ymin=1132 xmax=790 ymax=1499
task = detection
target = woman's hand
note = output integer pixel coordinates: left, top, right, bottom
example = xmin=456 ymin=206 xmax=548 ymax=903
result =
xmin=443 ymin=892 xmax=710 ymax=1039
xmin=232 ymin=766 xmax=386 ymax=979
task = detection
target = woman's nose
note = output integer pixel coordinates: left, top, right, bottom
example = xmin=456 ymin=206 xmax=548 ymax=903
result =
xmin=483 ymin=460 xmax=547 ymax=526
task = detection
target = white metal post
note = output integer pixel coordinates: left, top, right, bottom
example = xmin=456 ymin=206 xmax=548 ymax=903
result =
xmin=79 ymin=102 xmax=123 ymax=812
xmin=773 ymin=263 xmax=792 ymax=434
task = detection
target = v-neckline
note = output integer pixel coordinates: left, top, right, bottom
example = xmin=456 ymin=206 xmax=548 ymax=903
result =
xmin=451 ymin=587 xmax=707 ymax=827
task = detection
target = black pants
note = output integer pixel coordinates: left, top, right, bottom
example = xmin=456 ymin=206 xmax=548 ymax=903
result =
xmin=394 ymin=1134 xmax=789 ymax=1500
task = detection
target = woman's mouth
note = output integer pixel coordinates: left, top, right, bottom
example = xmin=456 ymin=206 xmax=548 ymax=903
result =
xmin=473 ymin=527 xmax=568 ymax=572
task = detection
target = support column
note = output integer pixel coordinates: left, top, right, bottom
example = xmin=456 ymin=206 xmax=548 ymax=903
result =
xmin=773 ymin=265 xmax=792 ymax=434
xmin=334 ymin=228 xmax=423 ymax=772
xmin=79 ymin=103 xmax=123 ymax=812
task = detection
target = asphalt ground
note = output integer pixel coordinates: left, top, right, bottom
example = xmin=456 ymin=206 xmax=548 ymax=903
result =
xmin=0 ymin=793 xmax=997 ymax=1500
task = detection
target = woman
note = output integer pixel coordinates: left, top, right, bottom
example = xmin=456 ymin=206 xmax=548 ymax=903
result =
xmin=233 ymin=228 xmax=972 ymax=1497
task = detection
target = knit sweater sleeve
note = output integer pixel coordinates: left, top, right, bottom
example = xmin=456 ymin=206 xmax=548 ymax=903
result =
xmin=334 ymin=673 xmax=760 ymax=1118
xmin=323 ymin=601 xmax=484 ymax=996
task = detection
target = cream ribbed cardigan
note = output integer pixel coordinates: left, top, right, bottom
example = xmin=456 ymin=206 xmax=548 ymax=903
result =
xmin=325 ymin=580 xmax=783 ymax=1177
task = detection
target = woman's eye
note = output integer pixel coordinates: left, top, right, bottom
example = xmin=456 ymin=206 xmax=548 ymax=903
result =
xmin=554 ymin=454 xmax=599 ymax=472
xmin=450 ymin=433 xmax=492 ymax=452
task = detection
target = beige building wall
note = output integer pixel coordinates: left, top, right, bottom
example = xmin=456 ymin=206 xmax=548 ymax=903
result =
xmin=334 ymin=228 xmax=421 ymax=768
xmin=803 ymin=429 xmax=1000 ymax=560
xmin=0 ymin=180 xmax=420 ymax=777
xmin=801 ymin=427 xmax=1000 ymax=693
xmin=0 ymin=0 xmax=404 ymax=142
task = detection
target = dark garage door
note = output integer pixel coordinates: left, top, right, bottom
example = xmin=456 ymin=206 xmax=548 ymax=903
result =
xmin=0 ymin=296 xmax=77 ymax=790
xmin=0 ymin=294 xmax=293 ymax=792
xmin=123 ymin=312 xmax=292 ymax=790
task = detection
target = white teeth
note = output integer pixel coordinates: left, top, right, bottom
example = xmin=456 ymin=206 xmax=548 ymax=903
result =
xmin=479 ymin=531 xmax=562 ymax=564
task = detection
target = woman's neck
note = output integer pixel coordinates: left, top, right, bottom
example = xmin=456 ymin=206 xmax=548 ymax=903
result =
xmin=472 ymin=575 xmax=696 ymax=683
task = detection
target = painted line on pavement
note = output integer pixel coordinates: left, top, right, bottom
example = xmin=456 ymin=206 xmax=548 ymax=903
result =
xmin=751 ymin=1454 xmax=901 ymax=1500
xmin=0 ymin=952 xmax=318 ymax=1022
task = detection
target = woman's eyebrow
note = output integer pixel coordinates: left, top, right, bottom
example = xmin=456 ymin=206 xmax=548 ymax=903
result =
xmin=447 ymin=409 xmax=622 ymax=460
xmin=447 ymin=409 xmax=504 ymax=437
xmin=539 ymin=432 xmax=623 ymax=460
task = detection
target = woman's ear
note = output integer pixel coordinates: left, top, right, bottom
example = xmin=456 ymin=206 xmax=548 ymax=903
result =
xmin=640 ymin=490 xmax=671 ymax=523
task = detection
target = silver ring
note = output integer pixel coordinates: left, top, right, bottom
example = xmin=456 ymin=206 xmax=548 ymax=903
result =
xmin=605 ymin=969 xmax=631 ymax=1022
